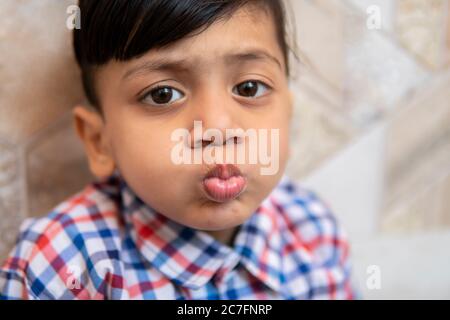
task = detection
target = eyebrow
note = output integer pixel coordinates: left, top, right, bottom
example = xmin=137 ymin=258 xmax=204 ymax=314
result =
xmin=122 ymin=49 xmax=283 ymax=81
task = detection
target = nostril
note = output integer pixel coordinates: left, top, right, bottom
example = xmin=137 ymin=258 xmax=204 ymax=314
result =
xmin=198 ymin=134 xmax=242 ymax=148
xmin=228 ymin=136 xmax=242 ymax=145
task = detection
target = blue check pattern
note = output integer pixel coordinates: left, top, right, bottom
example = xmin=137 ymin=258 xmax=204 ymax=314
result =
xmin=0 ymin=173 xmax=356 ymax=299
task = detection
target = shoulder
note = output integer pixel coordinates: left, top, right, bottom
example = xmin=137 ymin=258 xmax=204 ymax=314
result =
xmin=271 ymin=175 xmax=336 ymax=222
xmin=268 ymin=175 xmax=356 ymax=299
xmin=270 ymin=175 xmax=350 ymax=263
xmin=1 ymin=176 xmax=124 ymax=299
xmin=21 ymin=179 xmax=122 ymax=259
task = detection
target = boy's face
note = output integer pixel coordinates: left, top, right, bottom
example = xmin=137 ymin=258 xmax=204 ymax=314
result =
xmin=74 ymin=6 xmax=293 ymax=241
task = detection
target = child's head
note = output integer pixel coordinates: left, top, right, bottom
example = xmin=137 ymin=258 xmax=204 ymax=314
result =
xmin=72 ymin=0 xmax=295 ymax=241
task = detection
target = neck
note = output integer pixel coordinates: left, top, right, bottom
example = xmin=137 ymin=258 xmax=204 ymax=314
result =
xmin=205 ymin=227 xmax=240 ymax=246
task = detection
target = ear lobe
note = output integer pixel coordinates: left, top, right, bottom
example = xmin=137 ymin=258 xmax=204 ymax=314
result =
xmin=72 ymin=105 xmax=115 ymax=178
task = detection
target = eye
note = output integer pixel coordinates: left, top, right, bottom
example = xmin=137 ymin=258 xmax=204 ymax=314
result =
xmin=233 ymin=80 xmax=270 ymax=98
xmin=140 ymin=86 xmax=185 ymax=106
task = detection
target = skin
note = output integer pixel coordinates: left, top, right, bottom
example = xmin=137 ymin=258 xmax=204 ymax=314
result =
xmin=73 ymin=5 xmax=293 ymax=245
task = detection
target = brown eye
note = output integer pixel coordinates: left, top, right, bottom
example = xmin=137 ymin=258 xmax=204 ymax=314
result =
xmin=141 ymin=86 xmax=184 ymax=106
xmin=233 ymin=80 xmax=270 ymax=98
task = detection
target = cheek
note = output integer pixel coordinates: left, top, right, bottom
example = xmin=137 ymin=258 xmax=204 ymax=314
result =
xmin=107 ymin=123 xmax=191 ymax=213
xmin=261 ymin=107 xmax=291 ymax=162
xmin=108 ymin=118 xmax=176 ymax=177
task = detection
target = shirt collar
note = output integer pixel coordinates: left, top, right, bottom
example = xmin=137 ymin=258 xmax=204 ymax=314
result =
xmin=113 ymin=172 xmax=290 ymax=291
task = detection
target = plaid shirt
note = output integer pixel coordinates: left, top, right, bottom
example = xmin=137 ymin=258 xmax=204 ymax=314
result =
xmin=0 ymin=173 xmax=355 ymax=300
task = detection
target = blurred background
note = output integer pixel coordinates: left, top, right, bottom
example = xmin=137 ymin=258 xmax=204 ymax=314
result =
xmin=0 ymin=0 xmax=449 ymax=299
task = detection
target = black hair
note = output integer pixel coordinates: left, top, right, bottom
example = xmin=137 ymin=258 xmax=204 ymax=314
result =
xmin=73 ymin=0 xmax=294 ymax=109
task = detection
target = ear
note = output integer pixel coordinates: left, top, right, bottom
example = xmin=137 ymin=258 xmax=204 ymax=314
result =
xmin=72 ymin=105 xmax=116 ymax=178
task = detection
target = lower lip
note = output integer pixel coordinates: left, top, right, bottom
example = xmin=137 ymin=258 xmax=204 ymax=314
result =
xmin=202 ymin=175 xmax=247 ymax=203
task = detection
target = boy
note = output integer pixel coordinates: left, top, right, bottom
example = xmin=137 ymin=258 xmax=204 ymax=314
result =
xmin=0 ymin=0 xmax=355 ymax=299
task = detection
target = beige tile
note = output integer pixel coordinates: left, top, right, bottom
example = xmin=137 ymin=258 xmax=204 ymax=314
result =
xmin=286 ymin=0 xmax=345 ymax=91
xmin=385 ymin=74 xmax=450 ymax=205
xmin=0 ymin=205 xmax=23 ymax=262
xmin=448 ymin=2 xmax=450 ymax=58
xmin=438 ymin=173 xmax=450 ymax=226
xmin=0 ymin=139 xmax=18 ymax=188
xmin=382 ymin=73 xmax=450 ymax=233
xmin=26 ymin=114 xmax=92 ymax=218
xmin=286 ymin=88 xmax=355 ymax=179
xmin=396 ymin=0 xmax=449 ymax=69
xmin=0 ymin=140 xmax=24 ymax=261
xmin=0 ymin=0 xmax=84 ymax=144
xmin=382 ymin=171 xmax=450 ymax=233
xmin=343 ymin=4 xmax=428 ymax=125
xmin=387 ymin=101 xmax=450 ymax=179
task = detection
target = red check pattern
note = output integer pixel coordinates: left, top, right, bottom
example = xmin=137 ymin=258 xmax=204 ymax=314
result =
xmin=0 ymin=173 xmax=357 ymax=299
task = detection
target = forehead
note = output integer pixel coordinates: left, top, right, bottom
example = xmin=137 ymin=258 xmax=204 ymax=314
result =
xmin=104 ymin=5 xmax=285 ymax=78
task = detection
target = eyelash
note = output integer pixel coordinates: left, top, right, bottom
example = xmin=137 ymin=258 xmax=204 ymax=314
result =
xmin=139 ymin=84 xmax=184 ymax=106
xmin=138 ymin=80 xmax=272 ymax=107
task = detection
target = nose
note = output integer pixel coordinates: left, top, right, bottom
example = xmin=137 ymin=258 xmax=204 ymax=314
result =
xmin=188 ymin=88 xmax=243 ymax=149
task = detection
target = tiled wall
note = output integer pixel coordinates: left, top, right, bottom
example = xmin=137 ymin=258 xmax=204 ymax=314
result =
xmin=285 ymin=0 xmax=450 ymax=298
xmin=0 ymin=0 xmax=449 ymax=298
xmin=0 ymin=0 xmax=92 ymax=259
